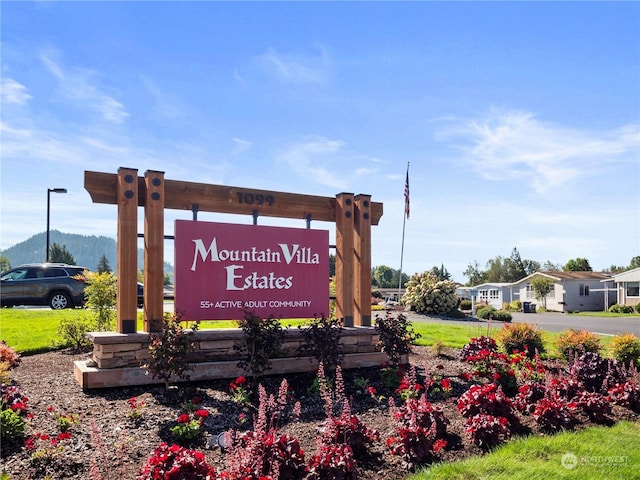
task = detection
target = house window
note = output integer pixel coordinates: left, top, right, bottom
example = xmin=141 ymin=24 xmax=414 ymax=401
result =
xmin=525 ymin=284 xmax=535 ymax=299
xmin=627 ymin=282 xmax=640 ymax=297
xmin=489 ymin=289 xmax=499 ymax=300
xmin=478 ymin=289 xmax=488 ymax=301
xmin=579 ymin=284 xmax=590 ymax=296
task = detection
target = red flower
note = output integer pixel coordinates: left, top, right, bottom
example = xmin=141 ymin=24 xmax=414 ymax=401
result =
xmin=177 ymin=413 xmax=190 ymax=423
xmin=441 ymin=379 xmax=452 ymax=390
xmin=56 ymin=432 xmax=72 ymax=441
xmin=235 ymin=376 xmax=246 ymax=386
xmin=191 ymin=396 xmax=202 ymax=405
xmin=459 ymin=372 xmax=471 ymax=381
xmin=366 ymin=386 xmax=377 ymax=396
xmin=194 ymin=409 xmax=209 ymax=419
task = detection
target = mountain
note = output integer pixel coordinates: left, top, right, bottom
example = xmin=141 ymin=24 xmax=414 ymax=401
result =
xmin=0 ymin=230 xmax=173 ymax=277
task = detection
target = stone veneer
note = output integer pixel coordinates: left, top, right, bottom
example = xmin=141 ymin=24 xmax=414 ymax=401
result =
xmin=74 ymin=327 xmax=388 ymax=390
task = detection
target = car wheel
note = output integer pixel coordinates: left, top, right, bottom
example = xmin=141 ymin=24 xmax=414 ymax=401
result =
xmin=49 ymin=292 xmax=72 ymax=310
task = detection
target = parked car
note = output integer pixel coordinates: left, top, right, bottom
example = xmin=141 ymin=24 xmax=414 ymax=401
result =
xmin=0 ymin=263 xmax=88 ymax=309
xmin=135 ymin=283 xmax=174 ymax=308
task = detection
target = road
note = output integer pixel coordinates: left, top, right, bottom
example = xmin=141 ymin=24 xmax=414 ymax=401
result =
xmin=405 ymin=310 xmax=640 ymax=336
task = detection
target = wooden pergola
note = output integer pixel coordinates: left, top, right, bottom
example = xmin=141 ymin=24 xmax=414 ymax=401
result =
xmin=84 ymin=168 xmax=383 ymax=333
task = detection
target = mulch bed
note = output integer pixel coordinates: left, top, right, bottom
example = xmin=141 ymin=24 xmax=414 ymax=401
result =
xmin=2 ymin=330 xmax=639 ymax=479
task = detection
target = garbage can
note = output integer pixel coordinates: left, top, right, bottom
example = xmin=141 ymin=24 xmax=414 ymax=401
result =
xmin=530 ymin=303 xmax=536 ymax=313
xmin=523 ymin=302 xmax=531 ymax=313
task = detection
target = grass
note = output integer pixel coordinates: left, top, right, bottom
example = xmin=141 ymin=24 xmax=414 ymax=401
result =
xmin=411 ymin=420 xmax=640 ymax=480
xmin=0 ymin=308 xmax=312 ymax=354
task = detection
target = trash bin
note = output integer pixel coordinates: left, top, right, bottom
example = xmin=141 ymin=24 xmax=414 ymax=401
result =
xmin=523 ymin=302 xmax=531 ymax=313
xmin=530 ymin=303 xmax=536 ymax=313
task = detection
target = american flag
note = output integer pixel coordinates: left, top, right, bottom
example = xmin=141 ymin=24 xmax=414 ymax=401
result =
xmin=404 ymin=166 xmax=410 ymax=219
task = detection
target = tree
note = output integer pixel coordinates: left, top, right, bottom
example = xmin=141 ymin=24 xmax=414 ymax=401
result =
xmin=49 ymin=243 xmax=75 ymax=264
xmin=96 ymin=254 xmax=112 ymax=273
xmin=373 ymin=265 xmax=395 ymax=288
xmin=564 ymin=257 xmax=592 ymax=272
xmin=542 ymin=260 xmax=563 ymax=272
xmin=530 ymin=275 xmax=555 ymax=309
xmin=0 ymin=256 xmax=10 ymax=272
xmin=505 ymin=248 xmax=528 ymax=282
xmin=429 ymin=264 xmax=451 ymax=281
xmin=630 ymin=256 xmax=640 ymax=270
xmin=464 ymin=260 xmax=486 ymax=286
xmin=329 ymin=254 xmax=336 ymax=277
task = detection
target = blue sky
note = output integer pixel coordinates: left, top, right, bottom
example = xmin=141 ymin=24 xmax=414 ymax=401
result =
xmin=1 ymin=1 xmax=639 ymax=282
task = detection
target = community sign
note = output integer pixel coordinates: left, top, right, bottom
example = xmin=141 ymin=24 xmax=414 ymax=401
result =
xmin=174 ymin=220 xmax=329 ymax=320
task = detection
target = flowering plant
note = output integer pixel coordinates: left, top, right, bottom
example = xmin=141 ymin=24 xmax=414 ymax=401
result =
xmin=465 ymin=414 xmax=511 ymax=450
xmin=170 ymin=408 xmax=209 ymax=442
xmin=387 ymin=394 xmax=449 ymax=469
xmin=138 ymin=442 xmax=218 ymax=480
xmin=25 ymin=431 xmax=73 ymax=462
xmin=457 ymin=383 xmax=518 ymax=425
xmin=127 ymin=396 xmax=146 ymax=421
xmin=229 ymin=376 xmax=251 ymax=404
xmin=47 ymin=405 xmax=78 ymax=433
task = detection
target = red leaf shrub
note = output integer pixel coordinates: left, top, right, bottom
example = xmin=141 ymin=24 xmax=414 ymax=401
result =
xmin=465 ymin=414 xmax=512 ymax=450
xmin=138 ymin=443 xmax=218 ymax=480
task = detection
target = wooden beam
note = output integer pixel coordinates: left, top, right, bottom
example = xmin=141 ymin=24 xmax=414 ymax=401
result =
xmin=335 ymin=193 xmax=355 ymax=326
xmin=143 ymin=171 xmax=165 ymax=332
xmin=85 ymin=171 xmax=383 ymax=225
xmin=116 ymin=168 xmax=138 ymax=334
xmin=354 ymin=195 xmax=372 ymax=326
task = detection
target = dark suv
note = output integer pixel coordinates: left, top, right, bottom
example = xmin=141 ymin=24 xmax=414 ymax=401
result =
xmin=1 ymin=263 xmax=88 ymax=309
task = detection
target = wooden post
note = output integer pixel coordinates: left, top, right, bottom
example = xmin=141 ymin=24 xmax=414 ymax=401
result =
xmin=116 ymin=168 xmax=138 ymax=334
xmin=144 ymin=171 xmax=165 ymax=332
xmin=335 ymin=193 xmax=355 ymax=326
xmin=354 ymin=195 xmax=372 ymax=326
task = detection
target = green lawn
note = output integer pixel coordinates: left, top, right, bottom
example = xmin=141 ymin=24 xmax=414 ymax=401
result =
xmin=411 ymin=421 xmax=640 ymax=480
xmin=0 ymin=308 xmax=614 ymax=357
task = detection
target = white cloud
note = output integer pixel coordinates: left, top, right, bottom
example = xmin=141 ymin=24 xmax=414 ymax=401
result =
xmin=1 ymin=78 xmax=32 ymax=105
xmin=437 ymin=107 xmax=640 ymax=194
xmin=231 ymin=137 xmax=253 ymax=156
xmin=255 ymin=45 xmax=330 ymax=86
xmin=40 ymin=53 xmax=129 ymax=123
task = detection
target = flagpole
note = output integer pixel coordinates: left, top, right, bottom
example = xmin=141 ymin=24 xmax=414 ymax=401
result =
xmin=398 ymin=162 xmax=409 ymax=300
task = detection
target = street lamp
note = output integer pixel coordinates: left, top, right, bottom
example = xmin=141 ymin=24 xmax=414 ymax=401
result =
xmin=46 ymin=188 xmax=67 ymax=262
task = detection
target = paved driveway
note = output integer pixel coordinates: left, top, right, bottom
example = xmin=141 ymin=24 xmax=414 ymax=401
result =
xmin=405 ymin=310 xmax=640 ymax=336
xmin=511 ymin=311 xmax=640 ymax=336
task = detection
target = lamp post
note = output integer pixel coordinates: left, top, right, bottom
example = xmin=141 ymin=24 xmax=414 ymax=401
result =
xmin=46 ymin=188 xmax=67 ymax=262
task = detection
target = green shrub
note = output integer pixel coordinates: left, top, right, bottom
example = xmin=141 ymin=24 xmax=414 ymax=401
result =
xmin=555 ymin=329 xmax=602 ymax=360
xmin=609 ymin=304 xmax=635 ymax=314
xmin=0 ymin=409 xmax=26 ymax=446
xmin=491 ymin=310 xmax=513 ymax=322
xmin=401 ymin=272 xmax=458 ymax=315
xmin=145 ymin=313 xmax=199 ymax=389
xmin=54 ymin=316 xmax=93 ymax=351
xmin=83 ymin=271 xmax=117 ymax=331
xmin=476 ymin=306 xmax=495 ymax=319
xmin=235 ymin=310 xmax=285 ymax=381
xmin=636 ymin=303 xmax=640 ymax=314
xmin=459 ymin=299 xmax=472 ymax=310
xmin=497 ymin=323 xmax=545 ymax=358
xmin=508 ymin=300 xmax=522 ymax=312
xmin=609 ymin=333 xmax=640 ymax=367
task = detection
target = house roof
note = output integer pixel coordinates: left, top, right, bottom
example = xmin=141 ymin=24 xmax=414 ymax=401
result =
xmin=609 ymin=267 xmax=640 ymax=283
xmin=511 ymin=271 xmax=611 ymax=286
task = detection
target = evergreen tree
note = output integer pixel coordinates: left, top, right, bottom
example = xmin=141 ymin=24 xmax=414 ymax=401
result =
xmin=96 ymin=254 xmax=112 ymax=273
xmin=49 ymin=243 xmax=75 ymax=264
xmin=0 ymin=255 xmax=10 ymax=272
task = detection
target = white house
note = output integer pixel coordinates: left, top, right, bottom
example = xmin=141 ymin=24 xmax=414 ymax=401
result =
xmin=457 ymin=283 xmax=519 ymax=310
xmin=512 ymin=271 xmax=615 ymax=313
xmin=606 ymin=267 xmax=640 ymax=307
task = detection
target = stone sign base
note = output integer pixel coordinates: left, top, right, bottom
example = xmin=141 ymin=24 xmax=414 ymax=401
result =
xmin=73 ymin=327 xmax=388 ymax=390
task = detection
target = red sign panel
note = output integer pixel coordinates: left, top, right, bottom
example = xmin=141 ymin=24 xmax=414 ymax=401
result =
xmin=174 ymin=220 xmax=329 ymax=320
